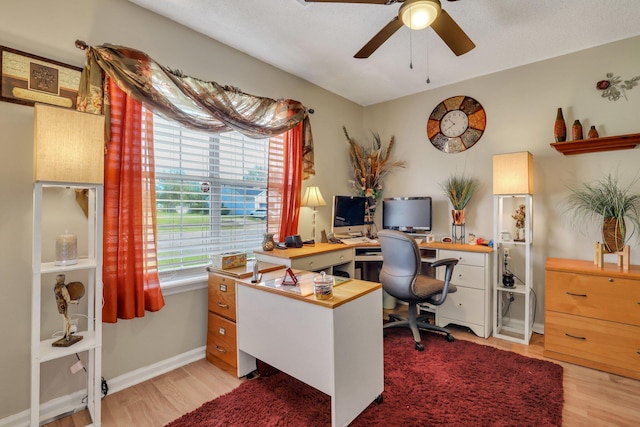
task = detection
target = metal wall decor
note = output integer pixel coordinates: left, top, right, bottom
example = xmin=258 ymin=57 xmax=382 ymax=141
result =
xmin=596 ymin=72 xmax=640 ymax=101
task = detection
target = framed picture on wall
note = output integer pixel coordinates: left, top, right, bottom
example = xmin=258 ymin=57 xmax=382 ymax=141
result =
xmin=1 ymin=45 xmax=82 ymax=109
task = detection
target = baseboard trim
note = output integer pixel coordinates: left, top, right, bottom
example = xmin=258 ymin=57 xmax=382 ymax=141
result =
xmin=0 ymin=346 xmax=206 ymax=427
xmin=107 ymin=346 xmax=206 ymax=395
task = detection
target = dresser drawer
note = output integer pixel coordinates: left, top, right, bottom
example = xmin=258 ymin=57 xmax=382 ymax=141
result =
xmin=438 ymin=250 xmax=485 ymax=267
xmin=208 ymin=274 xmax=236 ymax=320
xmin=546 ymin=271 xmax=640 ymax=326
xmin=290 ymin=249 xmax=353 ymax=271
xmin=545 ymin=311 xmax=640 ymax=373
xmin=438 ymin=286 xmax=485 ymax=326
xmin=438 ymin=263 xmax=484 ymax=290
xmin=207 ymin=312 xmax=237 ymax=368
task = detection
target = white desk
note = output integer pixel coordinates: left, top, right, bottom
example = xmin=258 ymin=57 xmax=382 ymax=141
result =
xmin=235 ymin=271 xmax=383 ymax=427
xmin=255 ymin=242 xmax=494 ymax=338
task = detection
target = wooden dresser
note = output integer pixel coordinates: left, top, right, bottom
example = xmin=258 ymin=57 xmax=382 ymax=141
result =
xmin=544 ymin=258 xmax=640 ymax=380
xmin=206 ymin=262 xmax=284 ymax=376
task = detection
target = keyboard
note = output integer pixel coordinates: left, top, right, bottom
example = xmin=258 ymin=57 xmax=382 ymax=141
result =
xmin=340 ymin=236 xmax=374 ymax=245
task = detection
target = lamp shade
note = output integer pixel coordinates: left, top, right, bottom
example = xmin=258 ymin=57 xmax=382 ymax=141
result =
xmin=400 ymin=0 xmax=441 ymax=30
xmin=301 ymin=186 xmax=327 ymax=208
xmin=493 ymin=151 xmax=534 ymax=195
xmin=34 ymin=103 xmax=105 ymax=184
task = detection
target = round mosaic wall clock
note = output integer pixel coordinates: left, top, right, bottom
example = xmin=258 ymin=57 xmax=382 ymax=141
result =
xmin=427 ymin=96 xmax=486 ymax=153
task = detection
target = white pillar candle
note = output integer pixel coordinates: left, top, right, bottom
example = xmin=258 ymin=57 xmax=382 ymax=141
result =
xmin=55 ymin=232 xmax=78 ymax=266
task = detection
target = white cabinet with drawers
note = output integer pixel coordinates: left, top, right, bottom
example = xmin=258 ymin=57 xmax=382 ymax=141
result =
xmin=431 ymin=244 xmax=493 ymax=338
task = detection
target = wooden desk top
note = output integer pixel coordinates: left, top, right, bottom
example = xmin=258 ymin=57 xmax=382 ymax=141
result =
xmin=235 ymin=268 xmax=381 ymax=309
xmin=255 ymin=241 xmax=493 ymax=260
xmin=254 ymin=242 xmax=351 ymax=259
xmin=423 ymin=242 xmax=494 ymax=253
xmin=206 ymin=262 xmax=285 ymax=278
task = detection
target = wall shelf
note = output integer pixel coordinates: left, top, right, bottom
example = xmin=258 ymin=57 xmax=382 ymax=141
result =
xmin=550 ymin=133 xmax=640 ymax=155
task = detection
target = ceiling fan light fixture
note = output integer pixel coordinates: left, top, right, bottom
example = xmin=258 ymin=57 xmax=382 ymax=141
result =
xmin=400 ymin=0 xmax=441 ymax=30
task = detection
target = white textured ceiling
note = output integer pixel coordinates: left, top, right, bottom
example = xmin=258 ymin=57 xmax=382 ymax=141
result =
xmin=127 ymin=0 xmax=640 ymax=106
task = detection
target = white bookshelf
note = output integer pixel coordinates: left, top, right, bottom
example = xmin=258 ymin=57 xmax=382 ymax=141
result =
xmin=31 ymin=183 xmax=103 ymax=426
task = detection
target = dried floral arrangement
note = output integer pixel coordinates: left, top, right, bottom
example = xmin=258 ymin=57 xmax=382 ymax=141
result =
xmin=343 ymin=126 xmax=405 ymax=205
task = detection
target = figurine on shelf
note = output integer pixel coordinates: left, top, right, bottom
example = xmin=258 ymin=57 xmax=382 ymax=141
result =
xmin=52 ymin=274 xmax=85 ymax=347
xmin=512 ymin=204 xmax=526 ymax=241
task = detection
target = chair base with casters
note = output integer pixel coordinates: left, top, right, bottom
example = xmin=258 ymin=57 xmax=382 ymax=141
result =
xmin=378 ymin=229 xmax=459 ymax=351
xmin=384 ymin=302 xmax=456 ymax=351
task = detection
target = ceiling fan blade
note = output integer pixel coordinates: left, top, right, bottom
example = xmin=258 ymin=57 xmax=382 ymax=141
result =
xmin=354 ymin=16 xmax=404 ymax=58
xmin=430 ymin=9 xmax=475 ymax=56
xmin=304 ymin=0 xmax=392 ymax=4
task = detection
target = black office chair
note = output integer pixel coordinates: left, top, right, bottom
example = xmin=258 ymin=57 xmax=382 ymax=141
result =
xmin=378 ymin=229 xmax=458 ymax=351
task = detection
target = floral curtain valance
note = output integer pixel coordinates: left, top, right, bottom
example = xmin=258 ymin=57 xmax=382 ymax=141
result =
xmin=76 ymin=41 xmax=315 ymax=178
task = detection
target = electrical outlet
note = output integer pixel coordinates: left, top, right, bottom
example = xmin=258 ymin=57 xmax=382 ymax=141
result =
xmin=503 ymin=247 xmax=510 ymax=258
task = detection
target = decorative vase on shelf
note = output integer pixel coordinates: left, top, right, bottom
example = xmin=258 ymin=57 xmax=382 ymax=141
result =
xmin=262 ymin=233 xmax=275 ymax=251
xmin=452 ymin=209 xmax=465 ymax=225
xmin=587 ymin=125 xmax=599 ymax=139
xmin=572 ymin=120 xmax=583 ymax=140
xmin=554 ymin=108 xmax=566 ymax=142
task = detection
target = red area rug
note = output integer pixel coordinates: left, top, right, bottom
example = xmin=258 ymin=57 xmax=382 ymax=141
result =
xmin=166 ymin=329 xmax=563 ymax=426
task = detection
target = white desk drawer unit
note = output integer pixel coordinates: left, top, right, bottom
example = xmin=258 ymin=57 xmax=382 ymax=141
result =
xmin=435 ymin=248 xmax=492 ymax=338
xmin=289 ymin=248 xmax=353 ymax=272
xmin=255 ymin=244 xmax=355 ymax=278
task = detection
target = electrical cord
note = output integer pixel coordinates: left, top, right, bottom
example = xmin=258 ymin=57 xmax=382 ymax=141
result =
xmin=101 ymin=377 xmax=109 ymax=398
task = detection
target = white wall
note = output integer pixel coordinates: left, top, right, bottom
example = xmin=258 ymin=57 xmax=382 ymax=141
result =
xmin=364 ymin=35 xmax=640 ymax=327
xmin=0 ymin=0 xmax=362 ymax=419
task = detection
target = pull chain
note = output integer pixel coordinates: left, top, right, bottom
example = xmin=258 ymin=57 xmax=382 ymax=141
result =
xmin=409 ymin=9 xmax=413 ymax=69
xmin=426 ymin=31 xmax=430 ymax=84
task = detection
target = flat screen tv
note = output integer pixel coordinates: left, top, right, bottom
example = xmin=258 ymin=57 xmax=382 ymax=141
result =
xmin=331 ymin=195 xmax=366 ymax=236
xmin=382 ymin=197 xmax=432 ymax=233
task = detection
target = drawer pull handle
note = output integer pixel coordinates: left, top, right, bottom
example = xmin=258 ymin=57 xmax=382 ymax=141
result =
xmin=565 ymin=333 xmax=586 ymax=340
xmin=609 ymin=278 xmax=614 ymax=282
xmin=215 ymin=345 xmax=227 ymax=353
xmin=566 ymin=292 xmax=587 ymax=297
xmin=217 ymin=302 xmax=230 ymax=309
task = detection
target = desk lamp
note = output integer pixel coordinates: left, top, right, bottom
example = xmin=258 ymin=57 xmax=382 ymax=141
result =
xmin=301 ymin=186 xmax=326 ymax=243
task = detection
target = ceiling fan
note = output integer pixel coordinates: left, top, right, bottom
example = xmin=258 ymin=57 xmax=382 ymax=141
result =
xmin=305 ymin=0 xmax=475 ymax=58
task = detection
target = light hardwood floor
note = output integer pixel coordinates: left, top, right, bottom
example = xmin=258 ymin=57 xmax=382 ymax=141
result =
xmin=46 ymin=314 xmax=640 ymax=427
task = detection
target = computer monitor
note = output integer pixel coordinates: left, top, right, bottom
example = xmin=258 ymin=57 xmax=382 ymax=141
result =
xmin=331 ymin=195 xmax=366 ymax=236
xmin=382 ymin=197 xmax=432 ymax=233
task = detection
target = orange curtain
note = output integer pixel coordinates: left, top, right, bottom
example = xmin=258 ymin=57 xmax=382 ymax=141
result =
xmin=267 ymin=122 xmax=303 ymax=241
xmin=103 ymin=79 xmax=165 ymax=323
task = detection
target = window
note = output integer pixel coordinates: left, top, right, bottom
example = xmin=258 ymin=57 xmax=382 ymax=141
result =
xmin=153 ymin=115 xmax=269 ymax=282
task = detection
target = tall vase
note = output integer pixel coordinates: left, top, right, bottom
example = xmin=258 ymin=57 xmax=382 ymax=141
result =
xmin=572 ymin=120 xmax=583 ymax=141
xmin=602 ymin=217 xmax=625 ymax=253
xmin=554 ymin=108 xmax=567 ymax=142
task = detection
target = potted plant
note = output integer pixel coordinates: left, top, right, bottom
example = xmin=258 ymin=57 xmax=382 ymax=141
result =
xmin=440 ymin=174 xmax=478 ymax=224
xmin=565 ymin=173 xmax=640 ymax=252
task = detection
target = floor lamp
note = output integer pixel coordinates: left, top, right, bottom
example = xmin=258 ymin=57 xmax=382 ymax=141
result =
xmin=301 ymin=186 xmax=326 ymax=243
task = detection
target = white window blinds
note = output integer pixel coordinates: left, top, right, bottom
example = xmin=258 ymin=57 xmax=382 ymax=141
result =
xmin=153 ymin=115 xmax=269 ymax=280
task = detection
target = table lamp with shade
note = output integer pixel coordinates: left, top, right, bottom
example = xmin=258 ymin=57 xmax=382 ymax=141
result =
xmin=301 ymin=186 xmax=326 ymax=243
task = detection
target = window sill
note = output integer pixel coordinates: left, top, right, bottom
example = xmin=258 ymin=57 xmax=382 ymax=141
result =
xmin=160 ymin=273 xmax=208 ymax=296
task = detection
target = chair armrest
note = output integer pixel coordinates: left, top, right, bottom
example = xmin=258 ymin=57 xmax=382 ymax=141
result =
xmin=430 ymin=258 xmax=459 ymax=269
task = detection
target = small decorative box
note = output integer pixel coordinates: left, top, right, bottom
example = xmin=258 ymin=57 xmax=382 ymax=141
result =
xmin=212 ymin=252 xmax=247 ymax=270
